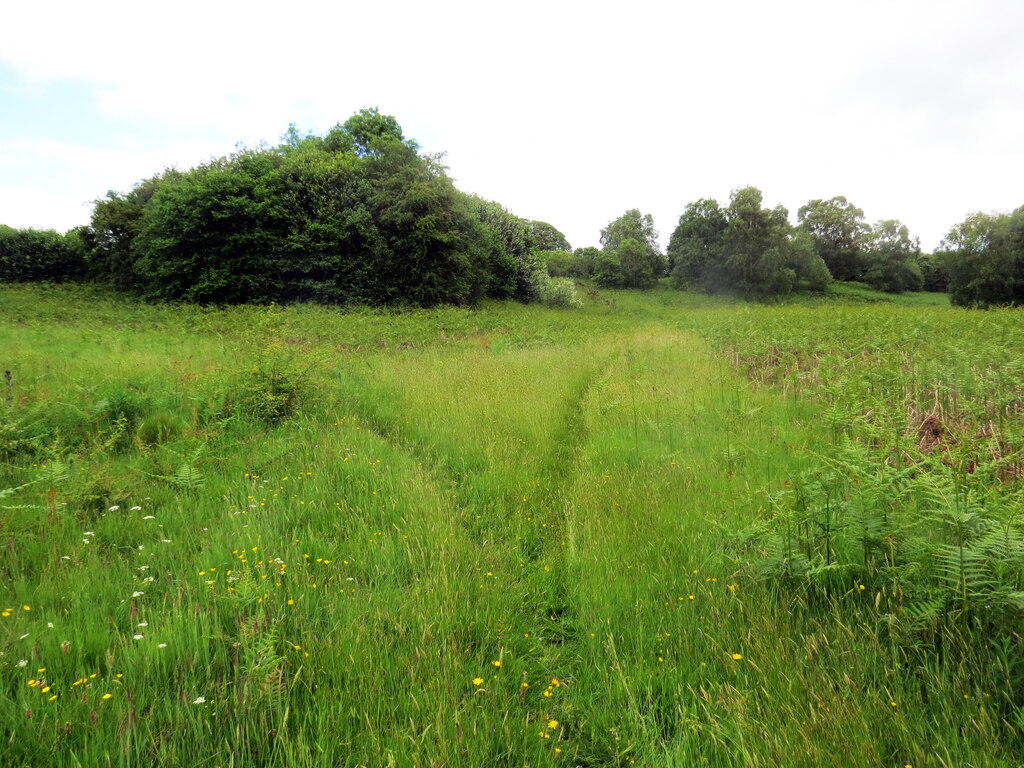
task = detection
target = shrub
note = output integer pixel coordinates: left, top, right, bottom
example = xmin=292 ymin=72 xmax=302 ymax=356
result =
xmin=540 ymin=278 xmax=581 ymax=309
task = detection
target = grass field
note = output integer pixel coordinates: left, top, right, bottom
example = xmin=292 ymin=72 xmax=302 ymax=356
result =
xmin=2 ymin=282 xmax=1023 ymax=767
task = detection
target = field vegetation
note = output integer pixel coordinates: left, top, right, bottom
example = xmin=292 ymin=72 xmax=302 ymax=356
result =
xmin=3 ymin=282 xmax=1023 ymax=766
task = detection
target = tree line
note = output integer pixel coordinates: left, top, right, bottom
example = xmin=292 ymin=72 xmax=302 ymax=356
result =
xmin=0 ymin=110 xmax=578 ymax=308
xmin=543 ymin=191 xmax=960 ymax=300
xmin=1 ymin=109 xmax=1021 ymax=308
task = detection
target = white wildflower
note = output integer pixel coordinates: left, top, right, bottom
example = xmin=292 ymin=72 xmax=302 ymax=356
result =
xmin=192 ymin=696 xmax=206 ymax=704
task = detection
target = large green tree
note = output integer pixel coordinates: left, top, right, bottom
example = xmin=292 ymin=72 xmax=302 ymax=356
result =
xmin=89 ymin=173 xmax=176 ymax=288
xmin=464 ymin=195 xmax=545 ymax=301
xmin=668 ymin=187 xmax=830 ymax=298
xmin=98 ymin=111 xmax=498 ymax=306
xmin=668 ymin=198 xmax=728 ymax=290
xmin=861 ymin=219 xmax=924 ymax=293
xmin=940 ymin=208 xmax=1024 ymax=307
xmin=797 ymin=196 xmax=869 ymax=282
xmin=599 ymin=209 xmax=665 ymax=288
xmin=529 ymin=220 xmax=570 ymax=252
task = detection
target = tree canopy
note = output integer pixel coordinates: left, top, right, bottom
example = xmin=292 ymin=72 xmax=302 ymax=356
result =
xmin=669 ymin=187 xmax=830 ymax=298
xmin=940 ymin=208 xmax=1024 ymax=307
xmin=529 ymin=221 xmax=570 ymax=252
xmin=599 ymin=209 xmax=665 ymax=289
xmin=861 ymin=219 xmax=924 ymax=293
xmin=797 ymin=196 xmax=869 ymax=282
xmin=83 ymin=111 xmax=553 ymax=307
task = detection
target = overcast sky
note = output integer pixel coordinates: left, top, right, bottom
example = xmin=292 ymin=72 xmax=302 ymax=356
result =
xmin=2 ymin=0 xmax=1022 ymax=252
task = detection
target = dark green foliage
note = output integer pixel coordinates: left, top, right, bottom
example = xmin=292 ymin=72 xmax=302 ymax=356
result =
xmin=797 ymin=196 xmax=869 ymax=282
xmin=0 ymin=225 xmax=87 ymax=282
xmin=536 ymin=249 xmax=575 ymax=277
xmin=941 ymin=208 xmax=1024 ymax=307
xmin=134 ymin=152 xmax=289 ymax=303
xmin=919 ymin=252 xmax=949 ymax=292
xmin=340 ymin=107 xmax=408 ymax=156
xmin=86 ymin=111 xmax=506 ymax=308
xmin=668 ymin=198 xmax=728 ymax=290
xmin=88 ymin=174 xmax=176 ymax=288
xmin=465 ymin=195 xmax=544 ymax=302
xmin=592 ymin=249 xmax=625 ymax=288
xmin=529 ymin=220 xmax=571 ymax=251
xmin=599 ymin=209 xmax=665 ymax=289
xmin=560 ymin=247 xmax=602 ymax=280
xmin=861 ymin=219 xmax=924 ymax=293
xmin=615 ymin=238 xmax=659 ymax=289
xmin=669 ymin=187 xmax=831 ymax=298
xmin=358 ymin=146 xmax=488 ymax=306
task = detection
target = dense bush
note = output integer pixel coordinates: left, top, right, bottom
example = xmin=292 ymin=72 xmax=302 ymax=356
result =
xmin=0 ymin=225 xmax=87 ymax=282
xmin=941 ymin=207 xmax=1024 ymax=307
xmin=85 ymin=109 xmax=562 ymax=308
xmin=669 ymin=188 xmax=831 ymax=298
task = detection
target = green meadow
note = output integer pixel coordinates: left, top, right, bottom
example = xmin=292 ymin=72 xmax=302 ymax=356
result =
xmin=2 ymin=283 xmax=1023 ymax=767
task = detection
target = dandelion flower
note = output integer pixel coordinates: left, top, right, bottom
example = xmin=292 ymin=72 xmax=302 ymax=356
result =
xmin=101 ymin=693 xmax=112 ymax=700
xmin=491 ymin=660 xmax=501 ymax=668
xmin=731 ymin=653 xmax=743 ymax=660
xmin=472 ymin=678 xmax=484 ymax=686
xmin=547 ymin=720 xmax=559 ymax=729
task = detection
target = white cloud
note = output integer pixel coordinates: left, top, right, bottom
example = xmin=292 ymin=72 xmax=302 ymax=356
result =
xmin=2 ymin=0 xmax=1022 ymax=249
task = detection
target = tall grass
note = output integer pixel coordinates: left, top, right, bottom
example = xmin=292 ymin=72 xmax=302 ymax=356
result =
xmin=2 ymin=282 xmax=1023 ymax=766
